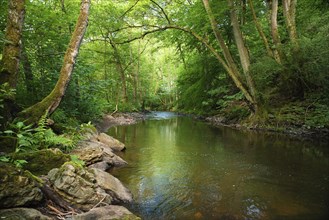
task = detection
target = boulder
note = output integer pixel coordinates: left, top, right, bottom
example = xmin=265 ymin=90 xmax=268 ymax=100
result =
xmin=0 ymin=163 xmax=43 ymax=208
xmin=12 ymin=148 xmax=70 ymax=175
xmin=90 ymin=168 xmax=133 ymax=203
xmin=88 ymin=161 xmax=111 ymax=171
xmin=71 ymin=205 xmax=141 ymax=220
xmin=47 ymin=163 xmax=112 ymax=211
xmin=0 ymin=208 xmax=51 ymax=220
xmin=101 ymin=146 xmax=128 ymax=167
xmin=77 ymin=139 xmax=108 ymax=149
xmin=71 ymin=144 xmax=103 ymax=165
xmin=74 ymin=141 xmax=127 ymax=169
xmin=97 ymin=133 xmax=125 ymax=151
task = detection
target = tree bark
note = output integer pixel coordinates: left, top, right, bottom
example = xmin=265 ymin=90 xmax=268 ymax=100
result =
xmin=18 ymin=0 xmax=90 ymax=124
xmin=228 ymin=0 xmax=250 ymax=73
xmin=109 ymin=39 xmax=128 ymax=103
xmin=270 ymin=0 xmax=283 ymax=63
xmin=248 ymin=0 xmax=273 ymax=58
xmin=0 ymin=0 xmax=25 ymax=127
xmin=203 ymin=0 xmax=257 ymax=112
xmin=0 ymin=0 xmax=25 ymax=88
xmin=282 ymin=0 xmax=298 ymax=48
xmin=228 ymin=0 xmax=257 ymax=108
xmin=202 ymin=0 xmax=240 ymax=77
xmin=133 ymin=40 xmax=141 ymax=103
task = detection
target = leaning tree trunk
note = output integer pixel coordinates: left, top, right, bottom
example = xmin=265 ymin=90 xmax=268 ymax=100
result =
xmin=202 ymin=0 xmax=240 ymax=77
xmin=227 ymin=0 xmax=257 ymax=106
xmin=18 ymin=0 xmax=90 ymax=124
xmin=202 ymin=0 xmax=258 ymax=112
xmin=0 ymin=0 xmax=25 ymax=127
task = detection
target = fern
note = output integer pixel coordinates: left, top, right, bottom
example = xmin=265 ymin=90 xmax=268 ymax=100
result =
xmin=1 ymin=112 xmax=74 ymax=153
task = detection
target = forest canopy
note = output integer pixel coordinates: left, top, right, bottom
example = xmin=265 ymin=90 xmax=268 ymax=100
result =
xmin=1 ymin=0 xmax=329 ymax=130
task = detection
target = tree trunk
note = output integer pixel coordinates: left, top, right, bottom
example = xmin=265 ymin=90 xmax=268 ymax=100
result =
xmin=282 ymin=0 xmax=298 ymax=48
xmin=202 ymin=0 xmax=240 ymax=77
xmin=133 ymin=40 xmax=141 ymax=103
xmin=248 ymin=0 xmax=274 ymax=58
xmin=18 ymin=0 xmax=90 ymax=124
xmin=228 ymin=0 xmax=250 ymax=73
xmin=109 ymin=39 xmax=128 ymax=103
xmin=202 ymin=0 xmax=258 ymax=112
xmin=0 ymin=0 xmax=25 ymax=128
xmin=240 ymin=0 xmax=247 ymax=25
xmin=228 ymin=0 xmax=258 ymax=102
xmin=0 ymin=0 xmax=25 ymax=88
xmin=270 ymin=0 xmax=283 ymax=63
xmin=21 ymin=41 xmax=35 ymax=102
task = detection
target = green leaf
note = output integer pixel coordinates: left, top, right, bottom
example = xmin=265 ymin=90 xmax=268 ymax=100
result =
xmin=13 ymin=159 xmax=28 ymax=168
xmin=16 ymin=122 xmax=25 ymax=129
xmin=0 ymin=156 xmax=10 ymax=162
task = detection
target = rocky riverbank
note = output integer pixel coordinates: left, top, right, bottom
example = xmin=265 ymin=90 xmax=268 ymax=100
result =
xmin=0 ymin=115 xmax=142 ymax=220
xmin=96 ymin=112 xmax=146 ymax=133
xmin=203 ymin=115 xmax=329 ymax=141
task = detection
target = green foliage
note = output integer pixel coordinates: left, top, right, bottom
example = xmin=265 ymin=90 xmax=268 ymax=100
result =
xmin=12 ymin=159 xmax=28 ymax=168
xmin=1 ymin=0 xmax=329 ymax=132
xmin=250 ymin=57 xmax=283 ymax=106
xmin=70 ymin=154 xmax=85 ymax=167
xmin=270 ymin=102 xmax=329 ymax=129
xmin=1 ymin=114 xmax=74 ymax=153
xmin=220 ymin=102 xmax=250 ymax=122
xmin=0 ymin=155 xmax=27 ymax=168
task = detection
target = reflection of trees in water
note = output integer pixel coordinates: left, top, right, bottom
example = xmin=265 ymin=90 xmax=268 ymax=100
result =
xmin=108 ymin=116 xmax=329 ymax=219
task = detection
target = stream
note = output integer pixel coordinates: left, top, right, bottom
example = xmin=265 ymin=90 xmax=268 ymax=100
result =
xmin=108 ymin=112 xmax=329 ymax=220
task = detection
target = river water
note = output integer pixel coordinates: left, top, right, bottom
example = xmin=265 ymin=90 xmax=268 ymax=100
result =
xmin=108 ymin=112 xmax=329 ymax=220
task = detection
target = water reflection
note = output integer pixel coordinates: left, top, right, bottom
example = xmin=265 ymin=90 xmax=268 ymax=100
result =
xmin=109 ymin=113 xmax=329 ymax=220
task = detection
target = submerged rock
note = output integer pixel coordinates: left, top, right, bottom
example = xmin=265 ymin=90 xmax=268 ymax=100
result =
xmin=97 ymin=133 xmax=125 ymax=151
xmin=48 ymin=163 xmax=112 ymax=211
xmin=71 ymin=205 xmax=141 ymax=220
xmin=0 ymin=208 xmax=51 ymax=220
xmin=0 ymin=163 xmax=43 ymax=208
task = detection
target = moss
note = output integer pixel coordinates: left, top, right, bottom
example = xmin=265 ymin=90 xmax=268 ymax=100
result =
xmin=24 ymin=170 xmax=44 ymax=186
xmin=11 ymin=148 xmax=70 ymax=176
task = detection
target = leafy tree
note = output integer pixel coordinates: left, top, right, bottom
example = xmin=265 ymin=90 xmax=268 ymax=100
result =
xmin=18 ymin=0 xmax=91 ymax=124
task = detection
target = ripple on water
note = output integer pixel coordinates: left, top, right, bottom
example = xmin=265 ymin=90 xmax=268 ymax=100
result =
xmin=109 ymin=114 xmax=329 ymax=220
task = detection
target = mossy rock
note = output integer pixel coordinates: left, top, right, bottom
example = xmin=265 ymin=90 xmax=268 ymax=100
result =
xmin=12 ymin=148 xmax=70 ymax=175
xmin=0 ymin=162 xmax=43 ymax=208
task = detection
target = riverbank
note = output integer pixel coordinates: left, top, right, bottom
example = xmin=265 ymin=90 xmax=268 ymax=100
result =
xmin=99 ymin=111 xmax=329 ymax=141
xmin=203 ymin=114 xmax=329 ymax=142
xmin=102 ymin=112 xmax=329 ymax=219
xmin=96 ymin=113 xmax=147 ymax=133
xmin=0 ymin=117 xmax=143 ymax=220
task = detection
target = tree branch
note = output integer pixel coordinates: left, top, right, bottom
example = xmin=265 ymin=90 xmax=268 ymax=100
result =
xmin=150 ymin=0 xmax=171 ymax=24
xmin=120 ymin=0 xmax=140 ymax=18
